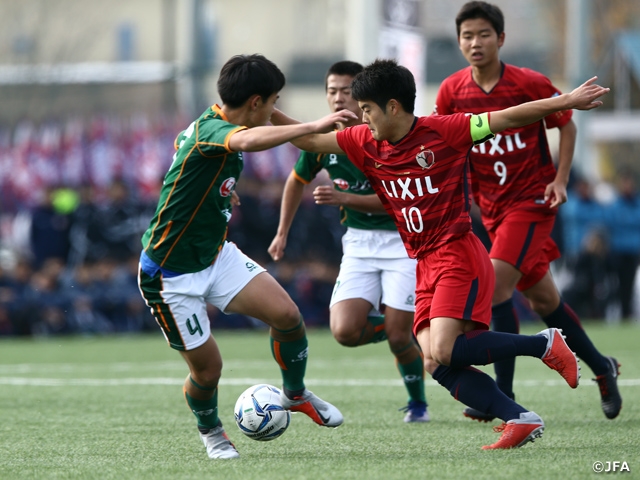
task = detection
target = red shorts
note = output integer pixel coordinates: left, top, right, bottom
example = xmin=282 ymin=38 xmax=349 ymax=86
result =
xmin=413 ymin=233 xmax=494 ymax=336
xmin=487 ymin=212 xmax=560 ymax=292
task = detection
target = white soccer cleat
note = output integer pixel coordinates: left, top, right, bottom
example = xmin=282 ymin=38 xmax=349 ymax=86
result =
xmin=199 ymin=421 xmax=240 ymax=459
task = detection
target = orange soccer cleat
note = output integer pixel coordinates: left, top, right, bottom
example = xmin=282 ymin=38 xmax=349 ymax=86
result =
xmin=538 ymin=328 xmax=580 ymax=388
xmin=482 ymin=412 xmax=544 ymax=450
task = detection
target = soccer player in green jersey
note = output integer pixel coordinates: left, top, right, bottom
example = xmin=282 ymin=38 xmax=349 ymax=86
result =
xmin=138 ymin=54 xmax=357 ymax=459
xmin=268 ymin=61 xmax=429 ymax=422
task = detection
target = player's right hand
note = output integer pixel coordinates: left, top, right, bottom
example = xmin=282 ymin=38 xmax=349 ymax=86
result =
xmin=312 ymin=109 xmax=358 ymax=133
xmin=268 ymin=235 xmax=287 ymax=262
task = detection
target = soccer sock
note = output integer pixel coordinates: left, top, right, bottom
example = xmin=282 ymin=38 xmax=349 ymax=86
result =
xmin=449 ymin=330 xmax=546 ymax=369
xmin=270 ymin=317 xmax=308 ymax=395
xmin=491 ymin=299 xmax=520 ymax=399
xmin=432 ymin=365 xmax=526 ymax=422
xmin=184 ymin=381 xmax=219 ymax=431
xmin=542 ymin=300 xmax=609 ymax=375
xmin=393 ymin=342 xmax=427 ymax=404
xmin=356 ymin=314 xmax=388 ymax=345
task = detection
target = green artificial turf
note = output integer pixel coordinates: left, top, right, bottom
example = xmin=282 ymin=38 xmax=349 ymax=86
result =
xmin=0 ymin=322 xmax=638 ymax=479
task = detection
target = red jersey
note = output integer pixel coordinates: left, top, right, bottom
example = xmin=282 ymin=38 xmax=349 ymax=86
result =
xmin=434 ymin=63 xmax=572 ymax=229
xmin=336 ymin=114 xmax=485 ymax=259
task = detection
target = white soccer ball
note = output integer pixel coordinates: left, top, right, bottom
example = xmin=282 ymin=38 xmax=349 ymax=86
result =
xmin=234 ymin=384 xmax=291 ymax=441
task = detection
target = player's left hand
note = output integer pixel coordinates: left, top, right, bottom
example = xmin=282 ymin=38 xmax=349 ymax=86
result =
xmin=231 ymin=191 xmax=241 ymax=206
xmin=568 ymin=76 xmax=610 ymax=110
xmin=313 ymin=185 xmax=344 ymax=206
xmin=544 ymin=181 xmax=567 ymax=208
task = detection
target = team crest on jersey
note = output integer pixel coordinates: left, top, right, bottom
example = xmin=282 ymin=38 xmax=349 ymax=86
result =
xmin=219 ymin=177 xmax=236 ymax=197
xmin=416 ymin=146 xmax=435 ymax=169
xmin=333 ymin=178 xmax=349 ymax=190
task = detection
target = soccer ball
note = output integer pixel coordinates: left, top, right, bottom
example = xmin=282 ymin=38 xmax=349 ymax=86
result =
xmin=234 ymin=384 xmax=291 ymax=441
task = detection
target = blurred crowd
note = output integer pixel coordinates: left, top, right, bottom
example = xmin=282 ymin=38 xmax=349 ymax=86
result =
xmin=556 ymin=171 xmax=640 ymax=321
xmin=0 ymin=116 xmax=346 ymax=336
xmin=0 ymin=116 xmax=638 ymax=337
xmin=0 ymin=178 xmax=345 ymax=337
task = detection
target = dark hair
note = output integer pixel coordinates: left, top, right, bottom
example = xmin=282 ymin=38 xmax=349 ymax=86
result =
xmin=325 ymin=60 xmax=364 ymax=90
xmin=456 ymin=1 xmax=504 ymax=37
xmin=351 ymin=59 xmax=416 ymax=114
xmin=217 ymin=54 xmax=286 ymax=108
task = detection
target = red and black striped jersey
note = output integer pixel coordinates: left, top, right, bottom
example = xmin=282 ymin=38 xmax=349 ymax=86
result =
xmin=336 ymin=113 xmax=485 ymax=259
xmin=434 ymin=63 xmax=572 ymax=229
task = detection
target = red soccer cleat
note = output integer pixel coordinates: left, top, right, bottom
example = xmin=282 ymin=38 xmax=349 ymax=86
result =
xmin=538 ymin=328 xmax=580 ymax=388
xmin=482 ymin=412 xmax=545 ymax=450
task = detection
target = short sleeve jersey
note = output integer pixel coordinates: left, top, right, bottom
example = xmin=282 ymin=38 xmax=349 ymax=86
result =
xmin=293 ymin=151 xmax=397 ymax=231
xmin=336 ymin=114 xmax=490 ymax=259
xmin=141 ymin=104 xmax=247 ymax=273
xmin=434 ymin=63 xmax=573 ymax=229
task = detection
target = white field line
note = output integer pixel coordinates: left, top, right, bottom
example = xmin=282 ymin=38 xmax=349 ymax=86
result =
xmin=0 ymin=377 xmax=639 ymax=387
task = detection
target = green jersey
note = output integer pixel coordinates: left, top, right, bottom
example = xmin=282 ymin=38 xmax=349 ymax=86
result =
xmin=293 ymin=151 xmax=397 ymax=231
xmin=141 ymin=104 xmax=247 ymax=273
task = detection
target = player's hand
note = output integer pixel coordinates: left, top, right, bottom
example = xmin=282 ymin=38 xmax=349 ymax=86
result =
xmin=231 ymin=191 xmax=241 ymax=206
xmin=311 ymin=110 xmax=358 ymax=133
xmin=313 ymin=185 xmax=344 ymax=206
xmin=567 ymin=77 xmax=610 ymax=111
xmin=268 ymin=234 xmax=287 ymax=262
xmin=544 ymin=180 xmax=568 ymax=208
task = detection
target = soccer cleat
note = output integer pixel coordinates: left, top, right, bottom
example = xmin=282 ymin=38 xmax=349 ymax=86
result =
xmin=280 ymin=389 xmax=344 ymax=427
xmin=481 ymin=411 xmax=545 ymax=450
xmin=400 ymin=400 xmax=430 ymax=423
xmin=538 ymin=328 xmax=580 ymax=388
xmin=593 ymin=356 xmax=622 ymax=419
xmin=199 ymin=421 xmax=240 ymax=459
xmin=462 ymin=407 xmax=496 ymax=423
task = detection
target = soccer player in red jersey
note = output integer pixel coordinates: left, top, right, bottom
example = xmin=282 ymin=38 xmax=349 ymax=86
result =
xmin=273 ymin=58 xmax=608 ymax=449
xmin=433 ymin=1 xmax=621 ymax=422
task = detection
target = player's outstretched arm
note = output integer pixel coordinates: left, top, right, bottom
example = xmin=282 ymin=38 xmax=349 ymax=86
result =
xmin=271 ymin=109 xmax=347 ymax=155
xmin=312 ymin=186 xmax=387 ymax=214
xmin=228 ymin=109 xmax=356 ymax=152
xmin=268 ymin=173 xmax=305 ymax=262
xmin=488 ymin=76 xmax=609 ymax=134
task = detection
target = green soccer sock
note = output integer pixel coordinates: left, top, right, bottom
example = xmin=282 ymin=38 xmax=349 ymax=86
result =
xmin=395 ymin=343 xmax=427 ymax=404
xmin=357 ymin=314 xmax=388 ymax=345
xmin=270 ymin=318 xmax=308 ymax=393
xmin=184 ymin=386 xmax=219 ymax=430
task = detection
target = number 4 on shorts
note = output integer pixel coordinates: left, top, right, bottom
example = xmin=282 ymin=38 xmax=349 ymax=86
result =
xmin=187 ymin=314 xmax=203 ymax=336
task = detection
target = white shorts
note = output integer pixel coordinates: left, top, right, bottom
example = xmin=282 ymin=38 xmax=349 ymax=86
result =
xmin=138 ymin=241 xmax=266 ymax=351
xmin=329 ymin=228 xmax=416 ymax=312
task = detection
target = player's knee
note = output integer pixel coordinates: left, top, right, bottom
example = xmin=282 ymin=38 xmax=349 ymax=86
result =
xmin=331 ymin=323 xmax=360 ymax=346
xmin=528 ymin=294 xmax=559 ymax=317
xmin=492 ymin=286 xmax=513 ymax=305
xmin=190 ymin=367 xmax=222 ymax=389
xmin=386 ymin=328 xmax=412 ymax=350
xmin=429 ymin=344 xmax=452 ymax=366
xmin=273 ymin=302 xmax=302 ymax=330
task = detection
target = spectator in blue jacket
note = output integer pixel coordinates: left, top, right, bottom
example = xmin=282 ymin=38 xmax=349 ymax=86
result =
xmin=606 ymin=171 xmax=640 ymax=320
xmin=561 ymin=176 xmax=607 ymax=268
